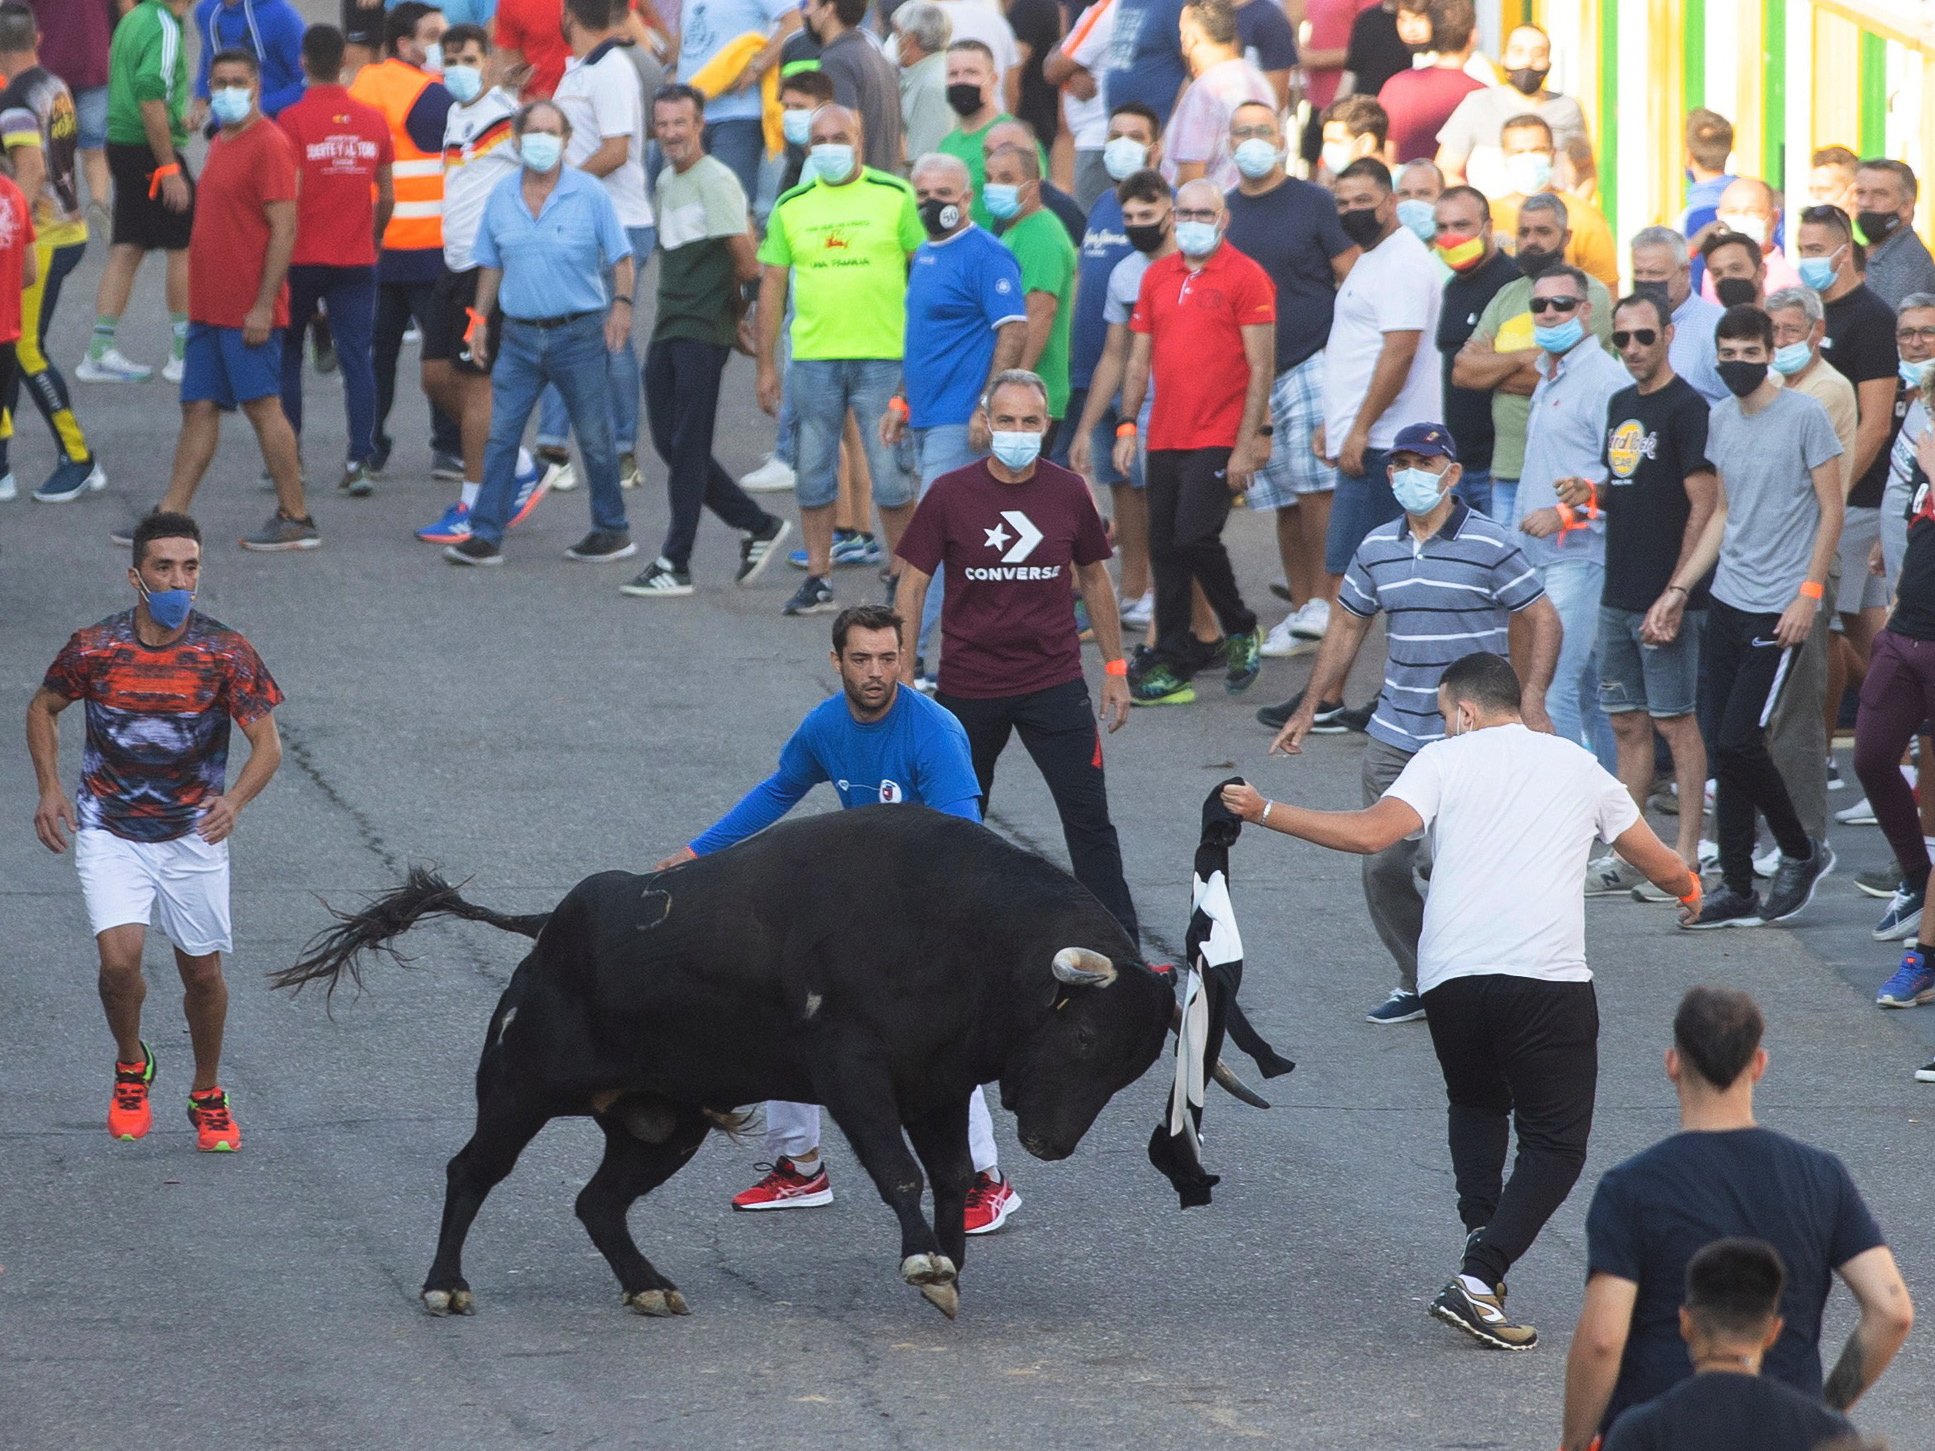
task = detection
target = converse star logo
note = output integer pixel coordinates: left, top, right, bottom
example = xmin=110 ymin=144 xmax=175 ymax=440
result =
xmin=983 ymin=510 xmax=1044 ymax=563
xmin=984 ymin=521 xmax=1012 ymax=552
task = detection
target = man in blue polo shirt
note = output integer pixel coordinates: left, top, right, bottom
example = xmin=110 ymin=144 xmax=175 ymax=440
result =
xmin=1269 ymin=421 xmax=1561 ymax=1024
xmin=880 ymin=152 xmax=1026 ymax=678
xmin=654 ymin=603 xmax=1022 ymax=1236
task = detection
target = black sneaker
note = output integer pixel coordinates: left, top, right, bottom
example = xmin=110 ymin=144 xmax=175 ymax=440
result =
xmin=564 ymin=530 xmax=637 ymax=562
xmin=1177 ymin=635 xmax=1223 ymax=678
xmin=240 ymin=510 xmax=321 ymax=552
xmin=431 ymin=450 xmax=465 ymax=481
xmin=1321 ymin=701 xmax=1374 ymax=734
xmin=782 ymin=575 xmax=836 ymax=616
xmin=1429 ymin=1276 xmax=1538 ymax=1351
xmin=1257 ymin=688 xmax=1344 ymax=732
xmin=443 ymin=535 xmax=503 ymax=566
xmin=1915 ymin=1058 xmax=1935 ymax=1084
xmin=1680 ymin=882 xmax=1762 ymax=929
xmin=1762 ymin=837 xmax=1832 ymax=923
xmin=736 ymin=517 xmax=791 ymax=585
xmin=1225 ymin=630 xmax=1261 ymax=693
xmin=1855 ymin=866 xmax=1900 ymax=899
xmin=620 ymin=557 xmax=693 ymax=597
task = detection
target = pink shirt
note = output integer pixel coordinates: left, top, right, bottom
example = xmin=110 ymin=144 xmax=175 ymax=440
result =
xmin=1161 ymin=57 xmax=1276 ymax=190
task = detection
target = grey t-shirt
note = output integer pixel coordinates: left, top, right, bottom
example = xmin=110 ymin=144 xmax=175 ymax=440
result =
xmin=819 ymin=29 xmax=905 ymax=175
xmin=1709 ymin=387 xmax=1844 ymax=613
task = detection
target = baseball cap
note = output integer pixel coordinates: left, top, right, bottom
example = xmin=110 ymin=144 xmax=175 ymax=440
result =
xmin=1390 ymin=422 xmax=1458 ymax=461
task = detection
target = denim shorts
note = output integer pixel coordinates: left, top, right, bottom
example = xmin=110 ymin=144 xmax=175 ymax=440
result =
xmin=1246 ymin=352 xmax=1337 ymax=510
xmin=790 ymin=356 xmax=916 ymax=511
xmin=1598 ymin=604 xmax=1706 ymax=718
xmin=75 ymin=85 xmax=108 ymax=152
xmin=180 ymin=322 xmax=283 ymax=409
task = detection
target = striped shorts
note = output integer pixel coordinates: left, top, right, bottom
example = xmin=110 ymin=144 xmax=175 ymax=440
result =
xmin=1246 ymin=351 xmax=1337 ymax=510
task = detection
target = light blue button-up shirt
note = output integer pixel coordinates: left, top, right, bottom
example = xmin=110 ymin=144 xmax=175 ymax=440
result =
xmin=474 ymin=163 xmax=633 ymax=321
xmin=1517 ymin=336 xmax=1632 ymax=570
xmin=1669 ymin=291 xmax=1726 ymax=401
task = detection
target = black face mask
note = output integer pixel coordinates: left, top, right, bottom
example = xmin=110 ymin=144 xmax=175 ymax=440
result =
xmin=1714 ymin=276 xmax=1759 ymax=309
xmin=1858 ymin=209 xmax=1902 ymax=245
xmin=1716 ymin=359 xmax=1768 ymax=398
xmin=946 ymin=83 xmax=983 ymax=118
xmin=918 ymin=196 xmax=962 ymax=238
xmin=1125 ymin=219 xmax=1166 ymax=254
xmin=1507 ymin=66 xmax=1549 ymax=95
xmin=1633 ymin=280 xmax=1674 ymax=316
xmin=1515 ymin=244 xmax=1558 ymax=278
xmin=1338 ymin=207 xmax=1384 ymax=249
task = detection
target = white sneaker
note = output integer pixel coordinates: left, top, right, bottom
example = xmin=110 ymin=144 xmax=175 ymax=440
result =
xmin=540 ymin=456 xmax=577 ymax=493
xmin=1119 ymin=590 xmax=1153 ymax=629
xmin=1836 ymin=795 xmax=1877 ymax=826
xmin=0 ymin=471 xmax=15 ymax=501
xmin=1753 ymin=842 xmax=1780 ymax=880
xmin=75 ymin=347 xmax=153 ymax=383
xmin=162 ymin=355 xmax=184 ymax=384
xmin=1291 ymin=597 xmax=1331 ymax=640
xmin=740 ymin=455 xmax=796 ymax=492
xmin=1698 ymin=838 xmax=1720 ymax=871
xmin=1585 ymin=853 xmax=1647 ymax=897
xmin=86 ymin=462 xmax=107 ymax=491
xmin=1261 ymin=613 xmax=1314 ymax=658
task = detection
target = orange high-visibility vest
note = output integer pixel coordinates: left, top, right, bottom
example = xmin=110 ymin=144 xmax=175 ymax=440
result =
xmin=349 ymin=58 xmax=443 ymax=252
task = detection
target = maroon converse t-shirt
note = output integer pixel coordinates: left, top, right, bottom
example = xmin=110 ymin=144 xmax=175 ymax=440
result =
xmin=895 ymin=458 xmax=1113 ymax=699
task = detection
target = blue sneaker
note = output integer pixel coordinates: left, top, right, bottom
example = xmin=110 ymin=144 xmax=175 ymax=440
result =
xmin=508 ymin=455 xmax=548 ymax=529
xmin=32 ymin=458 xmax=100 ymax=503
xmin=416 ymin=500 xmax=470 ymax=544
xmin=833 ymin=532 xmax=885 ymax=568
xmin=1877 ymin=949 xmax=1935 ymax=1008
xmin=789 ymin=526 xmax=858 ymax=571
xmin=1366 ymin=989 xmax=1426 ymax=1024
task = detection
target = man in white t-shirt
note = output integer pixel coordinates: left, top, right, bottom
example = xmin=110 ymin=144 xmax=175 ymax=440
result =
xmin=1047 ymin=0 xmax=1117 ymax=209
xmin=1224 ymin=650 xmax=1694 ymax=1354
xmin=1319 ymin=157 xmax=1444 ymax=590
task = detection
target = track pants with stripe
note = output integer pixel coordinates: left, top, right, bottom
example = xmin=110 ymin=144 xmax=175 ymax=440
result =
xmin=1 ymin=239 xmax=91 ymax=466
xmin=1707 ymin=598 xmax=1813 ymax=895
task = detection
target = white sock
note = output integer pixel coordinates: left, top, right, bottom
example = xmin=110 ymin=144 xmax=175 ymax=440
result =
xmin=460 ymin=481 xmax=481 ymax=508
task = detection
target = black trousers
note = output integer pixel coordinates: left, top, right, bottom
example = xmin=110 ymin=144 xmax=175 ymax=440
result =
xmin=1145 ymin=446 xmax=1256 ymax=671
xmin=1706 ymin=597 xmax=1811 ymax=894
xmin=1421 ymin=974 xmax=1598 ymax=1288
xmin=936 ymin=678 xmax=1140 ymax=944
xmin=373 ymin=277 xmax=461 ymax=457
xmin=643 ymin=338 xmax=772 ymax=570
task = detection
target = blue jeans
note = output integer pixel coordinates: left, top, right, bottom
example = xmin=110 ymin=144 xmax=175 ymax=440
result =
xmin=1453 ymin=466 xmax=1492 ymax=517
xmin=912 ymin=422 xmax=984 ymax=657
xmin=536 ymin=224 xmax=654 ymax=456
xmin=281 ymin=263 xmax=377 ymax=463
xmin=790 ymin=357 xmax=915 ymax=511
xmin=1539 ymin=555 xmax=1616 ymax=769
xmin=1487 ymin=477 xmax=1519 ymax=528
xmin=473 ymin=313 xmax=626 ymax=545
xmin=1322 ymin=447 xmax=1396 ymax=576
xmin=703 ymin=118 xmax=765 ymax=204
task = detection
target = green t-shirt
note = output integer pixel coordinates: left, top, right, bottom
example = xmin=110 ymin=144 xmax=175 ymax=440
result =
xmin=653 ymin=155 xmax=750 ymax=348
xmin=938 ymin=114 xmax=1010 ymax=231
xmin=758 ymin=166 xmax=922 ymax=362
xmin=1001 ymin=207 xmax=1077 ymax=418
xmin=1473 ymin=272 xmax=1614 ymax=479
xmin=107 ymin=0 xmax=189 ymax=150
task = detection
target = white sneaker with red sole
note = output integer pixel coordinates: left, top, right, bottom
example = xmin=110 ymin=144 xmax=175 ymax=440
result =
xmin=731 ymin=1156 xmax=832 ymax=1210
xmin=963 ymin=1170 xmax=1021 ymax=1234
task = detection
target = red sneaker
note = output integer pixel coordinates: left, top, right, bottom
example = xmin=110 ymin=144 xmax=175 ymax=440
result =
xmin=731 ymin=1156 xmax=831 ymax=1210
xmin=963 ymin=1170 xmax=1022 ymax=1235
xmin=187 ymin=1087 xmax=241 ymax=1153
xmin=108 ymin=1041 xmax=156 ymax=1141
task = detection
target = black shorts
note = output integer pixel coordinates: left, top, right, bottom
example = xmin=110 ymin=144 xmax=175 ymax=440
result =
xmin=343 ymin=0 xmax=385 ymax=48
xmin=425 ymin=266 xmax=499 ymax=375
xmin=108 ymin=142 xmax=195 ymax=251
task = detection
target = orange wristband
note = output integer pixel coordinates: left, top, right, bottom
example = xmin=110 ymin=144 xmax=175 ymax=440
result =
xmin=1104 ymin=658 xmax=1128 ymax=676
xmin=147 ymin=162 xmax=181 ymax=199
xmin=1115 ymin=421 xmax=1138 ymax=438
xmin=887 ymin=395 xmax=910 ymax=419
xmin=463 ymin=307 xmax=488 ymax=342
xmin=1799 ymin=580 xmax=1825 ymax=600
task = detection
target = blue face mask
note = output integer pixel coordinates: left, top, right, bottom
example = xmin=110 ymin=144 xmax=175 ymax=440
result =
xmin=422 ymin=41 xmax=443 ymax=72
xmin=1397 ymin=197 xmax=1437 ymax=244
xmin=983 ymin=182 xmax=1022 ymax=220
xmin=442 ymin=64 xmax=483 ymax=103
xmin=989 ymin=429 xmax=1042 ymax=471
xmin=519 ymin=131 xmax=563 ymax=172
xmin=209 ymin=86 xmax=252 ymax=126
xmin=809 ymin=142 xmax=855 ymax=182
xmin=1900 ymin=357 xmax=1931 ymax=389
xmin=1102 ymin=135 xmax=1147 ymax=181
xmin=1534 ymin=317 xmax=1584 ymax=353
xmin=1391 ymin=465 xmax=1446 ymax=516
xmin=139 ymin=580 xmax=194 ymax=630
xmin=782 ymin=108 xmax=813 ymax=147
xmin=1232 ymin=138 xmax=1282 ymax=181
xmin=1505 ymin=151 xmax=1552 ymax=196
xmin=1175 ymin=219 xmax=1219 ymax=257
xmin=1771 ymin=340 xmax=1813 ymax=376
xmin=1797 ymin=255 xmax=1838 ymax=292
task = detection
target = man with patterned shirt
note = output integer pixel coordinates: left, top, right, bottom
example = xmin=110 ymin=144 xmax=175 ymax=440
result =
xmin=27 ymin=513 xmax=285 ymax=1153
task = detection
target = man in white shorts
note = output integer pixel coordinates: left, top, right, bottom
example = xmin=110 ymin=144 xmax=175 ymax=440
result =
xmin=28 ymin=512 xmax=285 ymax=1152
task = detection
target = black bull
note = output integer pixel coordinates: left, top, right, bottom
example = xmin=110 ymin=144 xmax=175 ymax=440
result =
xmin=274 ymin=807 xmax=1178 ymax=1320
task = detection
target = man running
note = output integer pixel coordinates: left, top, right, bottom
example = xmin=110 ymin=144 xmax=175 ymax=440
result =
xmin=654 ymin=604 xmax=1023 ymax=1235
xmin=27 ymin=512 xmax=285 ymax=1152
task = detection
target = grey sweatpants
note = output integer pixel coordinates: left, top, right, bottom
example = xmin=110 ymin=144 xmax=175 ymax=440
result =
xmin=1363 ymin=735 xmax=1427 ymax=993
xmin=1766 ymin=571 xmax=1835 ymax=843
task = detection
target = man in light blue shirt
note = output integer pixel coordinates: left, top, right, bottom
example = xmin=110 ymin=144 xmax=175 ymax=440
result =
xmin=445 ymin=100 xmax=637 ymax=566
xmin=1632 ymin=225 xmax=1726 ymax=402
xmin=676 ymin=0 xmax=801 ymax=199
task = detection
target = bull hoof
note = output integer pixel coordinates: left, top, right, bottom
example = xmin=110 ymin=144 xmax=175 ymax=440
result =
xmin=624 ymin=1288 xmax=689 ymax=1318
xmin=919 ymin=1282 xmax=960 ymax=1319
xmin=899 ymin=1253 xmax=957 ymax=1287
xmin=422 ymin=1288 xmax=474 ymax=1316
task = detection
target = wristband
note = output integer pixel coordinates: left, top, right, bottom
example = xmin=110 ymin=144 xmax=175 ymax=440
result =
xmin=1679 ymin=873 xmax=1704 ymax=911
xmin=1664 ymin=584 xmax=1688 ymax=597
xmin=613 ymin=296 xmax=633 ymax=307
xmin=1798 ymin=580 xmax=1825 ymax=601
xmin=463 ymin=307 xmax=488 ymax=342
xmin=887 ymin=395 xmax=910 ymax=420
xmin=148 ymin=162 xmax=181 ymax=199
xmin=1115 ymin=421 xmax=1138 ymax=438
xmin=1103 ymin=657 xmax=1128 ymax=677
xmin=1261 ymin=800 xmax=1274 ymax=824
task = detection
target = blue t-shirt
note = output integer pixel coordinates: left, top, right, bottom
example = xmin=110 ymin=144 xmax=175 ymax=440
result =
xmin=904 ymin=225 xmax=1027 ymax=430
xmin=474 ymin=165 xmax=632 ymax=319
xmin=1222 ymin=177 xmax=1354 ymax=374
xmin=1102 ymin=0 xmax=1188 ymax=124
xmin=1071 ymin=189 xmax=1129 ymax=390
xmin=678 ymin=0 xmax=797 ymax=124
xmin=689 ymin=688 xmax=983 ymax=854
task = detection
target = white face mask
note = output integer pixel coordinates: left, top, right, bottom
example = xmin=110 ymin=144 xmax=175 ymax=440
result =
xmin=1103 ymin=135 xmax=1148 ymax=181
xmin=1320 ymin=141 xmax=1355 ymax=175
xmin=1718 ymin=211 xmax=1768 ymax=246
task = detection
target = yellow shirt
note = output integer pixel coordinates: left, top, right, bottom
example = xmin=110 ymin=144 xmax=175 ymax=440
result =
xmin=1492 ymin=189 xmax=1620 ymax=292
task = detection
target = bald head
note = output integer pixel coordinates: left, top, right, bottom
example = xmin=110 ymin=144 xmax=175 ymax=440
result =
xmin=1398 ymin=159 xmax=1444 ymax=203
xmin=983 ymin=119 xmax=1035 ymax=158
xmin=1717 ymin=176 xmax=1777 ymax=246
xmin=809 ymin=103 xmax=862 ymax=148
xmin=1176 ymin=177 xmax=1224 ymax=218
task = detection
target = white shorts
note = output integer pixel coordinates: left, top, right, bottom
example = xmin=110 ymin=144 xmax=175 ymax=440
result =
xmin=75 ymin=828 xmax=232 ymax=955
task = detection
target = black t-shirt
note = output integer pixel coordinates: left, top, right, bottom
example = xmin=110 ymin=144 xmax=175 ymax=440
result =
xmin=1822 ymin=282 xmax=1900 ymax=506
xmin=1891 ymin=467 xmax=1935 ymax=638
xmin=1585 ymin=1127 xmax=1886 ymax=1431
xmin=1601 ymin=1373 xmax=1854 ymax=1451
xmin=1437 ymin=248 xmax=1520 ymax=472
xmin=1008 ymin=0 xmax=1065 ymax=143
xmin=1600 ymin=376 xmax=1716 ymax=611
xmin=1344 ymin=5 xmax=1411 ymax=98
xmin=1235 ymin=0 xmax=1298 ymax=73
xmin=1223 ymin=177 xmax=1354 ymax=373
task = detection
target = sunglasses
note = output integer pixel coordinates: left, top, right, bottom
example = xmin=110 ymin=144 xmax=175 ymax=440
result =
xmin=1611 ymin=328 xmax=1658 ymax=347
xmin=1528 ymin=295 xmax=1583 ymax=314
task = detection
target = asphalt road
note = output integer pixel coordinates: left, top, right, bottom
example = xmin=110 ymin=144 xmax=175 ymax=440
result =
xmin=6 ymin=65 xmax=1935 ymax=1451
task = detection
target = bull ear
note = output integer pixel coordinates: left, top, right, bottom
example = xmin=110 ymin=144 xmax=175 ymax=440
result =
xmin=1052 ymin=947 xmax=1117 ymax=988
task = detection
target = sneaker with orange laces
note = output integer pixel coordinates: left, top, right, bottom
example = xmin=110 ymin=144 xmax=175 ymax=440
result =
xmin=187 ymin=1086 xmax=241 ymax=1152
xmin=730 ymin=1155 xmax=832 ymax=1210
xmin=108 ymin=1041 xmax=156 ymax=1141
xmin=963 ymin=1170 xmax=1022 ymax=1235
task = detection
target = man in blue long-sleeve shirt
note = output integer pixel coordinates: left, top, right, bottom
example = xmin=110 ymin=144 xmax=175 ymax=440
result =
xmin=194 ymin=0 xmax=306 ymax=118
xmin=655 ymin=603 xmax=1023 ymax=1235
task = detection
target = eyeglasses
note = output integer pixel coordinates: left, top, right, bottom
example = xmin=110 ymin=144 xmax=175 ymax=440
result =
xmin=1897 ymin=325 xmax=1935 ymax=345
xmin=1230 ymin=124 xmax=1276 ymax=141
xmin=1173 ymin=207 xmax=1218 ymax=223
xmin=1610 ymin=329 xmax=1658 ymax=347
xmin=1528 ymin=295 xmax=1583 ymax=314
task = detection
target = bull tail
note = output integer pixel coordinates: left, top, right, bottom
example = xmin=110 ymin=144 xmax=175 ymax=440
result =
xmin=272 ymin=866 xmax=552 ymax=1000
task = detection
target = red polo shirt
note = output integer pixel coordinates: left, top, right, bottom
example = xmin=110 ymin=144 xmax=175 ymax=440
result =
xmin=277 ymin=84 xmax=393 ymax=268
xmin=1130 ymin=242 xmax=1276 ymax=451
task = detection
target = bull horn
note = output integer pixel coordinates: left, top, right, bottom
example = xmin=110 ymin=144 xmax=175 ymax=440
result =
xmin=1169 ymin=1005 xmax=1272 ymax=1109
xmin=1051 ymin=947 xmax=1117 ymax=987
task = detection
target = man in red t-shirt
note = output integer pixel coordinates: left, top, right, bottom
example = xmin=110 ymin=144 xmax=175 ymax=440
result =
xmin=0 ymin=167 xmax=37 ymax=486
xmin=1114 ymin=177 xmax=1275 ymax=706
xmin=140 ymin=49 xmax=316 ymax=553
xmin=494 ymin=0 xmax=571 ymax=98
xmin=276 ymin=24 xmax=395 ymax=495
xmin=1375 ymin=0 xmax=1484 ymax=164
xmin=893 ymin=368 xmax=1142 ymax=943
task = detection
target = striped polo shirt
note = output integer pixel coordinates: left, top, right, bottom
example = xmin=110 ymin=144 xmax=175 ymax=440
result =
xmin=1339 ymin=499 xmax=1547 ymax=754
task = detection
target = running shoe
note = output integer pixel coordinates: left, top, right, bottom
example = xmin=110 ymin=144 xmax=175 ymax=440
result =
xmin=76 ymin=347 xmax=152 ymax=383
xmin=1261 ymin=613 xmax=1313 ymax=659
xmin=618 ymin=451 xmax=642 ymax=490
xmin=1225 ymin=630 xmax=1262 ymax=693
xmin=187 ymin=1086 xmax=240 ymax=1152
xmin=538 ymin=449 xmax=576 ymax=493
xmin=1366 ymin=988 xmax=1425 ymax=1024
xmin=1256 ymin=688 xmax=1343 ymax=732
xmin=507 ymin=453 xmax=550 ymax=529
xmin=444 ymin=536 xmax=503 ymax=566
xmin=963 ymin=1171 xmax=1021 ymax=1234
xmin=338 ymin=460 xmax=373 ymax=498
xmin=1877 ymin=949 xmax=1935 ymax=1007
xmin=782 ymin=575 xmax=836 ymax=615
xmin=1762 ymin=838 xmax=1832 ymax=923
xmin=1836 ymin=795 xmax=1878 ymax=826
xmin=1318 ymin=701 xmax=1375 ymax=734
xmin=788 ymin=527 xmax=868 ymax=570
xmin=1290 ymin=597 xmax=1330 ymax=641
xmin=108 ymin=1041 xmax=156 ymax=1141
xmin=32 ymin=458 xmax=101 ymax=503
xmin=1429 ymin=1276 xmax=1538 ymax=1351
xmin=416 ymin=501 xmax=471 ymax=544
xmin=1119 ymin=590 xmax=1154 ymax=629
xmin=736 ymin=517 xmax=791 ymax=586
xmin=620 ymin=557 xmax=694 ymax=597
xmin=1680 ymin=883 xmax=1763 ymax=929
xmin=1874 ymin=882 xmax=1926 ymax=943
xmin=431 ymin=450 xmax=465 ymax=482
xmin=731 ymin=1156 xmax=832 ymax=1210
xmin=162 ymin=355 xmax=184 ymax=385
xmin=740 ymin=455 xmax=796 ymax=493
xmin=240 ymin=510 xmax=321 ymax=552
xmin=564 ymin=529 xmax=636 ymax=562
xmin=832 ymin=531 xmax=885 ymax=568
xmin=1856 ymin=866 xmax=1901 ymax=899
xmin=1585 ymin=853 xmax=1648 ymax=897
xmin=1129 ymin=664 xmax=1195 ymax=706
xmin=0 ymin=470 xmax=16 ymax=501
